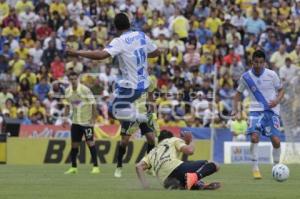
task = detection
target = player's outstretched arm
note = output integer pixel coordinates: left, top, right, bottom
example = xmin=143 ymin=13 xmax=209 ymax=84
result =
xmin=148 ymin=49 xmax=160 ymax=58
xmin=66 ymin=49 xmax=111 ymax=60
xmin=135 ymin=161 xmax=150 ymax=189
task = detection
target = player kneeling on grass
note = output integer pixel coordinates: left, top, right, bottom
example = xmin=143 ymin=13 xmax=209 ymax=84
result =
xmin=136 ymin=130 xmax=220 ymax=190
xmin=64 ymin=72 xmax=100 ymax=174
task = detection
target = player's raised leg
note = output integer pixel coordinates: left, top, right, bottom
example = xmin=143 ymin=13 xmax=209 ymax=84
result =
xmin=250 ymin=132 xmax=262 ymax=179
xmin=271 ymin=136 xmax=281 ymax=165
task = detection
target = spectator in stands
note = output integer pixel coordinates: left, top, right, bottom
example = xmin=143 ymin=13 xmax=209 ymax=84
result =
xmin=41 ymin=40 xmax=59 ymax=67
xmin=2 ymin=20 xmax=20 ymax=38
xmin=0 ymin=0 xmax=9 ymax=24
xmin=0 ymin=87 xmax=13 ymax=110
xmin=169 ymin=33 xmax=185 ymax=53
xmin=48 ymin=11 xmax=64 ymax=32
xmin=184 ymin=44 xmax=200 ymax=69
xmin=50 ymin=54 xmax=65 ymax=80
xmin=33 ymin=77 xmax=50 ymax=101
xmin=194 ymin=18 xmax=212 ymax=45
xmin=289 ymin=44 xmax=300 ymax=67
xmin=270 ymin=44 xmax=289 ymax=69
xmin=199 ymin=56 xmax=214 ymax=78
xmin=29 ymin=40 xmax=43 ymax=68
xmin=263 ymin=33 xmax=280 ymax=58
xmin=15 ymin=0 xmax=34 ymax=14
xmin=279 ymin=57 xmax=299 ymax=84
xmin=192 ymin=91 xmax=209 ymax=120
xmin=0 ymin=43 xmax=14 ymax=60
xmin=219 ymin=81 xmax=235 ymax=113
xmin=169 ymin=8 xmax=189 ymax=42
xmin=3 ymin=98 xmax=17 ymax=118
xmin=35 ymin=0 xmax=49 ymax=14
xmin=18 ymin=7 xmax=38 ymax=30
xmin=67 ymin=0 xmax=82 ymax=21
xmin=50 ymin=0 xmax=67 ymax=18
xmin=66 ymin=56 xmax=83 ymax=73
xmin=17 ymin=108 xmax=31 ymax=124
xmin=2 ymin=7 xmax=20 ymax=28
xmin=76 ymin=11 xmax=94 ymax=31
xmin=19 ymin=66 xmax=37 ymax=89
xmin=230 ymin=114 xmax=248 ymax=142
xmin=244 ymin=10 xmax=266 ymax=36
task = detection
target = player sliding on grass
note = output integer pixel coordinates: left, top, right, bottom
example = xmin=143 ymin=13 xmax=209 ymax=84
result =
xmin=232 ymin=50 xmax=285 ymax=179
xmin=64 ymin=72 xmax=100 ymax=174
xmin=66 ymin=13 xmax=160 ymax=178
xmin=136 ymin=130 xmax=221 ymax=190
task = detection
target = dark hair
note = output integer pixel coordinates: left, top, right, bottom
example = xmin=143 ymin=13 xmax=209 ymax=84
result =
xmin=158 ymin=130 xmax=174 ymax=142
xmin=114 ymin=13 xmax=130 ymax=31
xmin=68 ymin=71 xmax=78 ymax=78
xmin=252 ymin=50 xmax=265 ymax=60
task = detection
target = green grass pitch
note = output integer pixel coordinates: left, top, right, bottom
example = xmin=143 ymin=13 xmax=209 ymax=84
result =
xmin=0 ymin=164 xmax=299 ymax=199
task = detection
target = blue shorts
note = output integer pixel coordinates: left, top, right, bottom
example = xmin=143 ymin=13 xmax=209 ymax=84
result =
xmin=108 ymin=87 xmax=153 ymax=135
xmin=108 ymin=87 xmax=146 ymax=114
xmin=247 ymin=111 xmax=282 ymax=137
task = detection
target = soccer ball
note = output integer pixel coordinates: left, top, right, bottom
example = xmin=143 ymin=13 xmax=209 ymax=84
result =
xmin=272 ymin=164 xmax=289 ymax=182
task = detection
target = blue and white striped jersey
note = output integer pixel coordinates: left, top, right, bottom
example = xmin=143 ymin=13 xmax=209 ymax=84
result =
xmin=104 ymin=31 xmax=157 ymax=90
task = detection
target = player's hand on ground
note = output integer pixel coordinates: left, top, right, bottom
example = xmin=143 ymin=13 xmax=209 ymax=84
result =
xmin=268 ymin=100 xmax=278 ymax=108
xmin=181 ymin=131 xmax=193 ymax=144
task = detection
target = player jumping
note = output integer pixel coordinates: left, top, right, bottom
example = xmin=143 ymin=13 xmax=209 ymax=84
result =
xmin=136 ymin=130 xmax=221 ymax=190
xmin=66 ymin=13 xmax=160 ymax=178
xmin=232 ymin=50 xmax=285 ymax=179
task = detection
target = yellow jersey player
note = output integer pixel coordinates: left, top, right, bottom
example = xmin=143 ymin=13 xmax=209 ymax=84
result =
xmin=136 ymin=130 xmax=221 ymax=190
xmin=64 ymin=72 xmax=100 ymax=174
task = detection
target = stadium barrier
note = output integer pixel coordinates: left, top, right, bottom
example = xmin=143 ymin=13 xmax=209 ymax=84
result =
xmin=6 ymin=138 xmax=210 ymax=165
xmin=1 ymin=124 xmax=289 ymax=164
xmin=0 ymin=134 xmax=6 ymax=164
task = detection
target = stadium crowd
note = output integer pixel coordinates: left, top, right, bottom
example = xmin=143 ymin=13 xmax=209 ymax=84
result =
xmin=0 ymin=0 xmax=299 ymax=129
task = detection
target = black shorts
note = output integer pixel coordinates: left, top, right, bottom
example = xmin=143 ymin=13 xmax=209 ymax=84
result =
xmin=120 ymin=121 xmax=153 ymax=136
xmin=71 ymin=124 xmax=94 ymax=142
xmin=164 ymin=160 xmax=208 ymax=189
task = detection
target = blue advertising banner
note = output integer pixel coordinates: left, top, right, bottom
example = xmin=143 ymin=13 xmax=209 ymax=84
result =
xmin=181 ymin=127 xmax=286 ymax=163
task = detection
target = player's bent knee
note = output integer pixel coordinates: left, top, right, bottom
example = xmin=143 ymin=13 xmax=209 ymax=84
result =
xmin=209 ymin=162 xmax=220 ymax=172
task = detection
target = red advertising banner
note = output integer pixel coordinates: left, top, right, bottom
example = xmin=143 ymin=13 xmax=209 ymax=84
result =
xmin=18 ymin=124 xmax=181 ymax=139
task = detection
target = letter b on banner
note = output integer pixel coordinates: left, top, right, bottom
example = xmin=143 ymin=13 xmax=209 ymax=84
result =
xmin=44 ymin=140 xmax=66 ymax=163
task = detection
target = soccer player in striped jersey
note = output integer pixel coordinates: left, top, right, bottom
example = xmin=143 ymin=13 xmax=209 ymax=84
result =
xmin=66 ymin=13 xmax=160 ymax=178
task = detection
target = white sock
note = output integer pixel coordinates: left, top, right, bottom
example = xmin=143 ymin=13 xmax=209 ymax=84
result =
xmin=273 ymin=147 xmax=281 ymax=165
xmin=113 ymin=108 xmax=137 ymax=121
xmin=136 ymin=113 xmax=148 ymax=122
xmin=250 ymin=143 xmax=259 ymax=170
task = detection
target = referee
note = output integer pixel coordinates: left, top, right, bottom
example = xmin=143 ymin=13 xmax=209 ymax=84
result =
xmin=64 ymin=72 xmax=100 ymax=174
